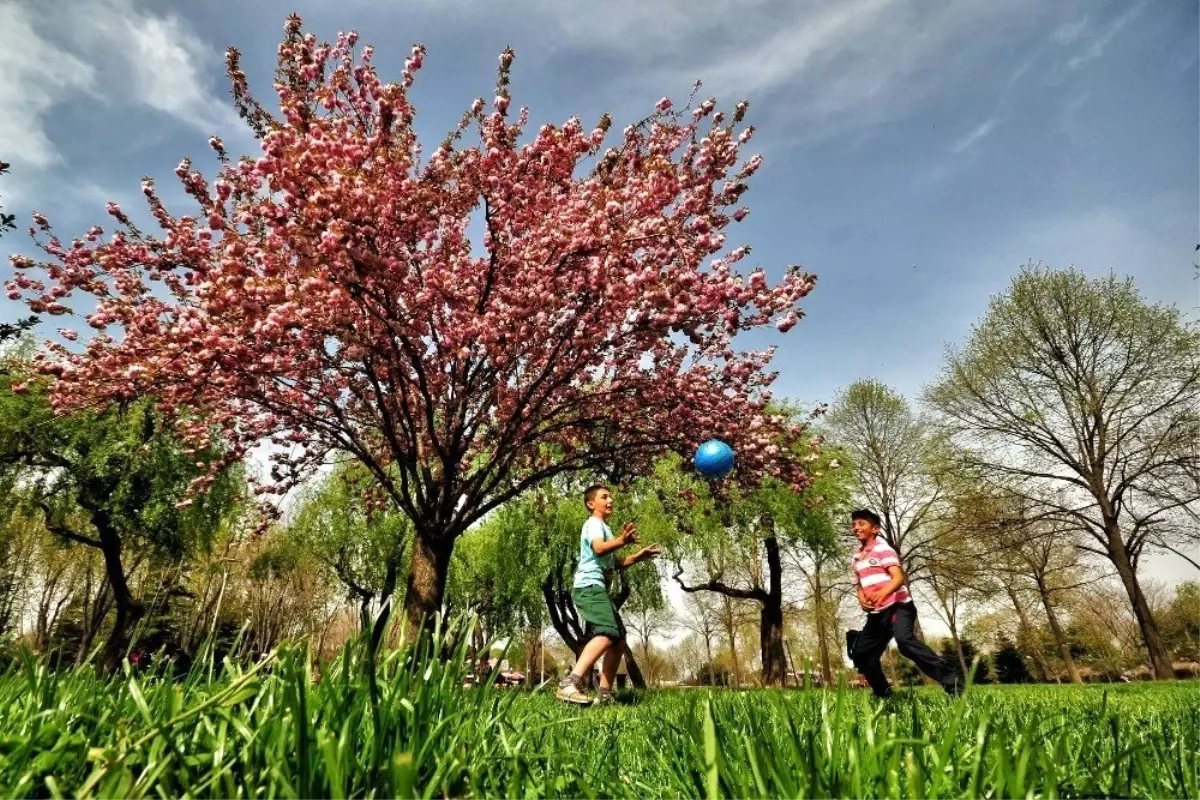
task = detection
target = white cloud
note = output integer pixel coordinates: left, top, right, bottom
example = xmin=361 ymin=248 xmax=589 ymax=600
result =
xmin=67 ymin=0 xmax=239 ymax=135
xmin=1067 ymin=3 xmax=1145 ymax=70
xmin=995 ymin=195 xmax=1197 ymax=315
xmin=0 ymin=4 xmax=97 ymax=171
xmin=0 ymin=0 xmax=237 ymax=206
xmin=587 ymin=0 xmax=1041 ymax=141
xmin=951 ymin=117 xmax=998 ymax=154
xmin=396 ymin=0 xmax=1046 ymax=145
xmin=1052 ymin=16 xmax=1088 ymax=45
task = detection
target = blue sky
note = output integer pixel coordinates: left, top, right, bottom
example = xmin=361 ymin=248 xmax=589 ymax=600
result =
xmin=3 ymin=0 xmax=1196 ymax=407
xmin=2 ymin=0 xmax=1196 ymax=632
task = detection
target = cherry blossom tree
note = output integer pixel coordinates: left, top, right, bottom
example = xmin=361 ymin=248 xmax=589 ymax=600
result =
xmin=7 ymin=16 xmax=820 ymax=628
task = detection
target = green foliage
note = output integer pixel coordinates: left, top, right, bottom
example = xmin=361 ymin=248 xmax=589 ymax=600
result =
xmin=450 ymin=483 xmax=585 ymax=633
xmin=286 ymin=464 xmax=411 ymax=602
xmin=1159 ymin=581 xmax=1200 ymax=663
xmin=938 ymin=639 xmax=992 ymax=684
xmin=992 ymin=638 xmax=1033 ymax=684
xmin=629 ymin=444 xmax=853 ymax=577
xmin=0 ymin=366 xmax=243 ymax=560
xmin=0 ymin=638 xmax=1194 ymax=799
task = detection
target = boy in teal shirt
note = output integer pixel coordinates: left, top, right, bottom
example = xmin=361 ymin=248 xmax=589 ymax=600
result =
xmin=557 ymin=484 xmax=661 ymax=705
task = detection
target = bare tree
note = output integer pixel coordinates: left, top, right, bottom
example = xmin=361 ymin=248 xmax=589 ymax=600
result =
xmin=826 ymin=380 xmax=948 ymax=583
xmin=942 ymin=485 xmax=1099 ymax=683
xmin=624 ymin=593 xmax=675 ymax=686
xmin=784 ymin=536 xmax=853 ymax=686
xmin=926 ymin=266 xmax=1200 ymax=679
xmin=678 ymin=592 xmax=722 ymax=677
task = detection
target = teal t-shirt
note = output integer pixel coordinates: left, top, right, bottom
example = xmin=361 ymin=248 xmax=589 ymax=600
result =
xmin=573 ymin=517 xmax=616 ymax=589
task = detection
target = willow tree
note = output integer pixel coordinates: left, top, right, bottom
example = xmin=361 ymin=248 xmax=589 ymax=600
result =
xmin=0 ymin=357 xmax=242 ymax=668
xmin=637 ymin=441 xmax=846 ymax=687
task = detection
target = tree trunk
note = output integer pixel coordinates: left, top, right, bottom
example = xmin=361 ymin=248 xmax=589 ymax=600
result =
xmin=95 ymin=515 xmax=143 ymax=672
xmin=623 ymin=644 xmax=647 ymax=689
xmin=721 ymin=596 xmax=741 ymax=688
xmin=760 ymin=534 xmax=787 ymax=687
xmin=760 ymin=601 xmax=786 ymax=687
xmin=543 ymin=574 xmax=584 ymax=655
xmin=102 ymin=591 xmax=144 ymax=671
xmin=1105 ymin=521 xmax=1174 ymax=679
xmin=813 ymin=572 xmax=833 ymax=687
xmin=947 ymin=617 xmax=969 ymax=680
xmin=35 ymin=569 xmax=64 ymax=651
xmin=404 ymin=532 xmax=455 ymax=633
xmin=1035 ymin=576 xmax=1083 ymax=684
xmin=77 ymin=572 xmax=112 ymax=666
xmin=1003 ymin=584 xmax=1050 ymax=682
xmin=637 ymin=639 xmax=654 ymax=685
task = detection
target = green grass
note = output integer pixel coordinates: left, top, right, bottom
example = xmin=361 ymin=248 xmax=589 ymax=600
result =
xmin=0 ymin=631 xmax=1195 ymax=799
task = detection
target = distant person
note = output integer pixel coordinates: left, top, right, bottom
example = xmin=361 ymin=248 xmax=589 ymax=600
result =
xmin=556 ymin=484 xmax=661 ymax=705
xmin=846 ymin=509 xmax=961 ymax=697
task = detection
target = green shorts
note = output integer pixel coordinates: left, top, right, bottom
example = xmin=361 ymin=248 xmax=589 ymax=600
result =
xmin=572 ymin=585 xmax=626 ymax=642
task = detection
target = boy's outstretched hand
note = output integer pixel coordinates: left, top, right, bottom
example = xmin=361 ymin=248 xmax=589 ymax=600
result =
xmin=637 ymin=544 xmax=662 ymax=561
xmin=620 ymin=522 xmax=639 ymax=545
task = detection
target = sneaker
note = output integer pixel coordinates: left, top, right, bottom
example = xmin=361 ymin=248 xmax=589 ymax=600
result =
xmin=592 ymin=690 xmax=617 ymax=706
xmin=556 ymin=675 xmax=592 ymax=705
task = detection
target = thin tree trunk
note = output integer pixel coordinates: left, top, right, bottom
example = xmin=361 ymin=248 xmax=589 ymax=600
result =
xmin=947 ymin=616 xmax=969 ymax=679
xmin=1004 ymin=584 xmax=1050 ymax=682
xmin=1035 ymin=576 xmax=1083 ymax=684
xmin=636 ymin=637 xmax=654 ymax=686
xmin=77 ymin=573 xmax=112 ymax=666
xmin=813 ymin=572 xmax=833 ymax=686
xmin=1105 ymin=521 xmax=1174 ymax=679
xmin=721 ymin=596 xmax=741 ymax=688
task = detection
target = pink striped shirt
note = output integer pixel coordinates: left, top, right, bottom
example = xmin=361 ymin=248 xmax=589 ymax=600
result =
xmin=852 ymin=537 xmax=910 ymax=613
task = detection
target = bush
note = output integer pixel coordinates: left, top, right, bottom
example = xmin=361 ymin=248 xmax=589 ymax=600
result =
xmin=992 ymin=637 xmax=1033 ymax=684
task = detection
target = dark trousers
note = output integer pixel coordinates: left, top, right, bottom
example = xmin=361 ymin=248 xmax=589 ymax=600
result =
xmin=847 ymin=602 xmax=958 ymax=697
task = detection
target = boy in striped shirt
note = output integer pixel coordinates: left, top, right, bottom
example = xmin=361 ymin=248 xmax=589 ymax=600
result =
xmin=847 ymin=509 xmax=961 ymax=697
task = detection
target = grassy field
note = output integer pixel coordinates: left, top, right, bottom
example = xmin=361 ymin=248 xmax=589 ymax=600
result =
xmin=0 ymin=634 xmax=1195 ymax=799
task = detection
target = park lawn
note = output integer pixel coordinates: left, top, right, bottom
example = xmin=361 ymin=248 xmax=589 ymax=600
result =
xmin=0 ymin=639 xmax=1195 ymax=799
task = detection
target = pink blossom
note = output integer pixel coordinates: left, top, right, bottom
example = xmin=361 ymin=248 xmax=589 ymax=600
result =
xmin=13 ymin=17 xmax=820 ymax=619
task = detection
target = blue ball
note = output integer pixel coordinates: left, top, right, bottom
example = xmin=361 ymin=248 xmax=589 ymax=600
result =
xmin=694 ymin=439 xmax=735 ymax=479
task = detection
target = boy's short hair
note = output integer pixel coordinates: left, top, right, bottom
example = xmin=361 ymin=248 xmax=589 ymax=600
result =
xmin=850 ymin=508 xmax=882 ymax=527
xmin=584 ymin=484 xmax=609 ymax=511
